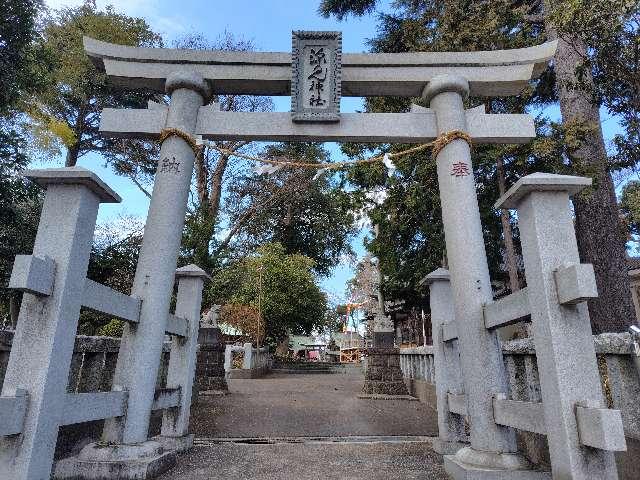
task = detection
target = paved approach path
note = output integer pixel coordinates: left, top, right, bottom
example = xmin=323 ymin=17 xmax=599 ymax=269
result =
xmin=190 ymin=372 xmax=438 ymax=438
xmin=159 ymin=372 xmax=448 ymax=479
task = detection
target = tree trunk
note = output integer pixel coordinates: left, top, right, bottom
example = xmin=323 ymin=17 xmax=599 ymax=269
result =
xmin=65 ymin=142 xmax=80 ymax=167
xmin=545 ymin=14 xmax=637 ymax=333
xmin=496 ymin=155 xmax=520 ymax=293
xmin=194 ymin=148 xmax=209 ymax=208
xmin=209 ymin=151 xmax=230 ymax=221
xmin=66 ymin=109 xmax=86 ymax=167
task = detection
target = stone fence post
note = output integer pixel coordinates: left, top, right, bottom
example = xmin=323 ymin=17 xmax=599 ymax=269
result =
xmin=223 ymin=345 xmax=233 ymax=374
xmin=158 ymin=265 xmax=209 ymax=452
xmin=196 ymin=308 xmax=227 ymax=394
xmin=423 ymin=268 xmax=468 ymax=455
xmin=496 ymin=173 xmax=626 ymax=478
xmin=243 ymin=343 xmax=253 ymax=370
xmin=0 ymin=168 xmax=120 ymax=480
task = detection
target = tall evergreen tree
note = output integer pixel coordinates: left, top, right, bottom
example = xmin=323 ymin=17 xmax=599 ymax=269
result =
xmin=0 ymin=0 xmax=52 ymax=326
xmin=218 ymin=143 xmax=358 ymax=276
xmin=26 ymin=0 xmax=162 ymax=168
xmin=320 ymin=0 xmax=639 ymax=332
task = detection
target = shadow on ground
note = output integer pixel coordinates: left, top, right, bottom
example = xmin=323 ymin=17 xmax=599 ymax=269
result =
xmin=158 ymin=372 xmax=446 ymax=480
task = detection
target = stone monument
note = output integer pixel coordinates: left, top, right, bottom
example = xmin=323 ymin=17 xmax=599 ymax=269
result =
xmin=196 ymin=306 xmax=228 ymax=394
xmin=361 ymin=231 xmax=410 ymax=398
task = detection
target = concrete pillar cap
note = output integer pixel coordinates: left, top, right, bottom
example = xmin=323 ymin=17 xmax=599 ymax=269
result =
xmin=24 ymin=166 xmax=121 ymax=203
xmin=175 ymin=264 xmax=212 ymax=281
xmin=420 ymin=268 xmax=450 ymax=286
xmin=165 ymin=70 xmax=212 ymax=101
xmin=495 ymin=172 xmax=592 ymax=209
xmin=422 ymin=75 xmax=470 ymax=103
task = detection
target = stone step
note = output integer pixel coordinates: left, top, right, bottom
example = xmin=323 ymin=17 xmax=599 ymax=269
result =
xmin=270 ymin=368 xmax=336 ymax=375
xmin=194 ymin=435 xmax=435 ymax=445
xmin=272 ymin=363 xmax=339 ymax=369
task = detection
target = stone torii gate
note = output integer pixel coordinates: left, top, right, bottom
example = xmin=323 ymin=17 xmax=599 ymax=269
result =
xmin=0 ymin=30 xmax=627 ymax=480
xmin=82 ymin=32 xmax=559 ymax=480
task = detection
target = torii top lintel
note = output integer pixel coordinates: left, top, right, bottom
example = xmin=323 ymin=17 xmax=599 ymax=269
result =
xmin=83 ymin=36 xmax=556 ymax=98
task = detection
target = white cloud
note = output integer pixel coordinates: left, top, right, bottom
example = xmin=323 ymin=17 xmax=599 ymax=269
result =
xmin=152 ymin=15 xmax=188 ymax=38
xmin=44 ymin=0 xmax=187 ymax=39
xmin=45 ymin=0 xmax=152 ymax=16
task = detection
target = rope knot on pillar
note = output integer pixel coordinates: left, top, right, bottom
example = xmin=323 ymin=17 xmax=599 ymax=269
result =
xmin=431 ymin=130 xmax=473 ymax=158
xmin=159 ymin=127 xmax=203 ymax=155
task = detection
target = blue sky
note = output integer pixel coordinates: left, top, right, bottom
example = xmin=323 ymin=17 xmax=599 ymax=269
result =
xmin=40 ymin=0 xmax=628 ymax=302
xmin=41 ymin=0 xmax=392 ymax=302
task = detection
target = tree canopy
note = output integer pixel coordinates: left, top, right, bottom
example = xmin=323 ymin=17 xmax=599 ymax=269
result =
xmin=0 ymin=0 xmax=51 ymax=326
xmin=321 ymin=0 xmax=640 ymax=332
xmin=0 ymin=0 xmax=52 ymax=114
xmin=207 ymin=243 xmax=329 ymax=345
xmin=27 ymin=0 xmax=162 ymax=167
xmin=220 ymin=143 xmax=358 ymax=276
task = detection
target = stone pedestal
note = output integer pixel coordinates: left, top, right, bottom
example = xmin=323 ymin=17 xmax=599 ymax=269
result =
xmin=361 ymin=348 xmax=409 ymax=396
xmin=444 ymin=447 xmax=551 ymax=480
xmin=54 ymin=441 xmax=176 ymax=480
xmin=196 ymin=327 xmax=227 ymax=393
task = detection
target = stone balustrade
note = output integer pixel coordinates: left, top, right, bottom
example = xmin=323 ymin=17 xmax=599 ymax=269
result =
xmin=399 ymin=332 xmax=640 ymax=478
xmin=0 ymin=168 xmax=208 ymax=480
xmin=398 ymin=346 xmax=436 ymax=404
xmin=224 ymin=343 xmax=273 ymax=379
xmin=0 ymin=330 xmax=170 ymax=459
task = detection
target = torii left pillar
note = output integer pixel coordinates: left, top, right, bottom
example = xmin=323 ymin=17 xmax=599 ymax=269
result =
xmin=73 ymin=71 xmax=210 ymax=479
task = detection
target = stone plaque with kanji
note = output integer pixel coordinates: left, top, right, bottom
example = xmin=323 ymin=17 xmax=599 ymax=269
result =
xmin=291 ymin=31 xmax=341 ymax=123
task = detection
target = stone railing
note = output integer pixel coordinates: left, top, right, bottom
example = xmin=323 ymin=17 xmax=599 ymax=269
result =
xmin=400 ymin=332 xmax=640 ymax=478
xmin=399 ymin=345 xmax=435 ymax=383
xmin=501 ymin=333 xmax=640 ymax=475
xmin=224 ymin=343 xmax=272 ymax=379
xmin=0 ymin=330 xmax=170 ymax=459
xmin=398 ymin=345 xmax=436 ymax=404
xmin=0 ymin=169 xmax=208 ymax=479
xmin=412 ymin=175 xmax=634 ymax=479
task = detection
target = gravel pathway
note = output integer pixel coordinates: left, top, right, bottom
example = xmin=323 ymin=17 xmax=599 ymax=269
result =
xmin=159 ymin=441 xmax=448 ymax=480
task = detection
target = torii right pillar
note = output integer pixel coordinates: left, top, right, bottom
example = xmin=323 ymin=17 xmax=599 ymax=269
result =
xmin=423 ymin=75 xmax=547 ymax=479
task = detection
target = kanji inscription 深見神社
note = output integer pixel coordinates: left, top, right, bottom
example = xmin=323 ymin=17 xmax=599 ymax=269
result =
xmin=291 ymin=31 xmax=341 ymax=123
xmin=307 ymin=47 xmax=328 ymax=107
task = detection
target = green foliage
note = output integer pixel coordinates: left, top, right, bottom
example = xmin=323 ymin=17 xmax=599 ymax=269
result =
xmin=96 ymin=319 xmax=124 ymax=337
xmin=322 ymin=307 xmax=344 ymax=334
xmin=321 ymin=0 xmax=639 ymax=314
xmin=319 ymin=0 xmax=561 ymax=307
xmin=27 ymin=0 xmax=162 ymax=167
xmin=222 ymin=142 xmax=358 ymax=276
xmin=322 ymin=0 xmax=638 ymax=169
xmin=78 ymin=219 xmax=142 ymax=335
xmin=318 ymin=0 xmax=377 ymax=19
xmin=621 ymin=181 xmax=640 ymax=237
xmin=207 ymin=243 xmax=328 ymax=344
xmin=547 ymin=0 xmax=639 ymax=168
xmin=175 ymin=34 xmax=275 ymax=273
xmin=0 ymin=0 xmax=52 ymax=323
xmin=0 ymin=0 xmax=53 ymax=114
xmin=0 ymin=122 xmax=43 ymax=320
